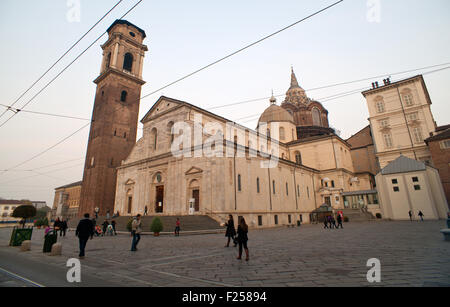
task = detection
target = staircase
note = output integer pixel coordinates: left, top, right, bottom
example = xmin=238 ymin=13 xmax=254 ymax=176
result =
xmin=341 ymin=208 xmax=375 ymax=222
xmin=68 ymin=215 xmax=223 ymax=233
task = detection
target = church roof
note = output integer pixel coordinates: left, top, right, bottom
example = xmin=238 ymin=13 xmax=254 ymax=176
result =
xmin=55 ymin=181 xmax=83 ymax=190
xmin=107 ymin=20 xmax=146 ymax=38
xmin=258 ymin=104 xmax=294 ymax=124
xmin=381 ymin=155 xmax=426 ymax=175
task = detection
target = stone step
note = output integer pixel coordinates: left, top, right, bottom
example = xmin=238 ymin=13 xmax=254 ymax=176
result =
xmin=68 ymin=215 xmax=223 ymax=232
xmin=340 ymin=209 xmax=375 ymax=222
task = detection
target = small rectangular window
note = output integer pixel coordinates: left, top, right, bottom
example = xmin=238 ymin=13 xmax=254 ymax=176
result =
xmin=414 ymin=185 xmax=421 ymax=191
xmin=392 ymin=179 xmax=398 ymax=184
xmin=412 ymin=177 xmax=419 ymax=182
xmin=258 ymin=216 xmax=262 ymax=226
xmin=393 ymin=186 xmax=400 ymax=192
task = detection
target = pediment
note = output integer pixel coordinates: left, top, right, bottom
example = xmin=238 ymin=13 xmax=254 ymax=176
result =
xmin=125 ymin=179 xmax=136 ymax=185
xmin=141 ymin=96 xmax=186 ymax=123
xmin=185 ymin=167 xmax=203 ymax=176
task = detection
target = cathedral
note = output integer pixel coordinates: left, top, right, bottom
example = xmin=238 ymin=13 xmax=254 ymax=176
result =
xmin=80 ymin=20 xmax=380 ymax=227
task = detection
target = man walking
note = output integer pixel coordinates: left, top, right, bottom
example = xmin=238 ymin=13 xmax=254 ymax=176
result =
xmin=408 ymin=210 xmax=413 ymax=221
xmin=131 ymin=214 xmax=142 ymax=251
xmin=75 ymin=213 xmax=94 ymax=259
xmin=144 ymin=206 xmax=148 ymax=216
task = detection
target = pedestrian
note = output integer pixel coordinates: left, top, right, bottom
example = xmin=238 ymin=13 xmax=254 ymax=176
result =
xmin=75 ymin=213 xmax=94 ymax=259
xmin=175 ymin=218 xmax=181 ymax=236
xmin=224 ymin=215 xmax=237 ymax=247
xmin=111 ymin=220 xmax=117 ymax=235
xmin=60 ymin=219 xmax=68 ymax=237
xmin=102 ymin=220 xmax=109 ymax=236
xmin=418 ymin=211 xmax=424 ymax=222
xmin=54 ymin=217 xmax=61 ymax=232
xmin=131 ymin=214 xmax=142 ymax=251
xmin=323 ymin=216 xmax=329 ymax=229
xmin=236 ymin=217 xmax=249 ymax=261
xmin=327 ymin=215 xmax=334 ymax=229
xmin=331 ymin=215 xmax=337 ymax=229
xmin=144 ymin=206 xmax=148 ymax=216
xmin=408 ymin=210 xmax=413 ymax=221
xmin=336 ymin=214 xmax=343 ymax=229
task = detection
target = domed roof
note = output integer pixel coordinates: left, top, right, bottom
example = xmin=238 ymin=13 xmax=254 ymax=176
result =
xmin=258 ymin=104 xmax=294 ymax=124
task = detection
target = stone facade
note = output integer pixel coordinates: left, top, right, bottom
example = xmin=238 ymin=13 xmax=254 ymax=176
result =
xmin=114 ymin=93 xmax=376 ymax=227
xmin=78 ymin=20 xmax=148 ymax=217
xmin=346 ymin=125 xmax=380 ymax=176
xmin=362 ymin=76 xmax=436 ymax=169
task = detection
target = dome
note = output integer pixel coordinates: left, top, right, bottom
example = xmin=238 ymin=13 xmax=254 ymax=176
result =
xmin=258 ymin=104 xmax=294 ymax=124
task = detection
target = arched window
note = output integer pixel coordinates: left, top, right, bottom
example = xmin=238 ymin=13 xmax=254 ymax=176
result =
xmin=123 ymin=53 xmax=133 ymax=72
xmin=295 ymin=151 xmax=302 ymax=165
xmin=151 ymin=128 xmax=158 ymax=151
xmin=272 ymin=180 xmax=276 ymax=194
xmin=312 ymin=108 xmax=321 ymax=126
xmin=286 ymin=182 xmax=289 ymax=196
xmin=237 ymin=174 xmax=242 ymax=191
xmin=279 ymin=127 xmax=285 ymax=141
xmin=256 ymin=177 xmax=260 ymax=193
xmin=120 ymin=91 xmax=127 ymax=102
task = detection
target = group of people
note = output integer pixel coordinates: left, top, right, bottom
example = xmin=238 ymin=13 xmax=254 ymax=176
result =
xmin=224 ymin=215 xmax=250 ymax=261
xmin=323 ymin=214 xmax=343 ymax=229
xmin=53 ymin=218 xmax=68 ymax=236
xmin=409 ymin=210 xmax=425 ymax=222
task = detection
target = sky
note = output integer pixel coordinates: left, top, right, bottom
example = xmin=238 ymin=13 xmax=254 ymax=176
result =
xmin=0 ymin=0 xmax=449 ymax=208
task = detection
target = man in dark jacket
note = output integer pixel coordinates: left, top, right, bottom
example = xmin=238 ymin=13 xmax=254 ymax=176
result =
xmin=76 ymin=213 xmax=94 ymax=259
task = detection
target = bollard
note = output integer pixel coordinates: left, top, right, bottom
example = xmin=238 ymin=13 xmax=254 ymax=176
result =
xmin=50 ymin=243 xmax=62 ymax=256
xmin=20 ymin=240 xmax=31 ymax=251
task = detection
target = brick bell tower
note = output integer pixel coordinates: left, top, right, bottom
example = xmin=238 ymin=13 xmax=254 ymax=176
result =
xmin=79 ymin=20 xmax=148 ymax=217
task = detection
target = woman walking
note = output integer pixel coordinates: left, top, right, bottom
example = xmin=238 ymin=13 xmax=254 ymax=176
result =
xmin=225 ymin=215 xmax=237 ymax=247
xmin=236 ymin=217 xmax=249 ymax=261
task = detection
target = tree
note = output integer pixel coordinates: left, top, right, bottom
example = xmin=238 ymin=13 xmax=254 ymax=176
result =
xmin=12 ymin=205 xmax=37 ymax=228
xmin=150 ymin=217 xmax=163 ymax=235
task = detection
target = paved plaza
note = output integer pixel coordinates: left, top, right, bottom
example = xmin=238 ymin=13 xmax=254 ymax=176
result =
xmin=0 ymin=220 xmax=449 ymax=287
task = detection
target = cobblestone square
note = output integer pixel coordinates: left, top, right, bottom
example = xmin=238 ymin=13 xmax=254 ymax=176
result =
xmin=1 ymin=220 xmax=449 ymax=287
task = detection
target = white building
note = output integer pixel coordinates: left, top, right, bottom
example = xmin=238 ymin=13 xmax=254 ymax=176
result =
xmin=375 ymin=156 xmax=448 ymax=220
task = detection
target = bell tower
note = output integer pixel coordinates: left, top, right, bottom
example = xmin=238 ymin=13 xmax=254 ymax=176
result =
xmin=79 ymin=20 xmax=148 ymax=217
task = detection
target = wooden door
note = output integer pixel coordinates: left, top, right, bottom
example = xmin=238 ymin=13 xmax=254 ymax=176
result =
xmin=155 ymin=186 xmax=164 ymax=213
xmin=192 ymin=189 xmax=200 ymax=212
xmin=127 ymin=197 xmax=132 ymax=214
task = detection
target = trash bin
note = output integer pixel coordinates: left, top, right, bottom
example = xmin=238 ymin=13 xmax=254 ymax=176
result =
xmin=43 ymin=230 xmax=57 ymax=253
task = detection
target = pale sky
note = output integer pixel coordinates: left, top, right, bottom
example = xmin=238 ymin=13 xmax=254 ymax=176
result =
xmin=0 ymin=0 xmax=449 ymax=208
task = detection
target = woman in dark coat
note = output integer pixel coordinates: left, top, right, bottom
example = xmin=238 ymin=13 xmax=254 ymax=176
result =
xmin=225 ymin=215 xmax=237 ymax=247
xmin=236 ymin=217 xmax=249 ymax=261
